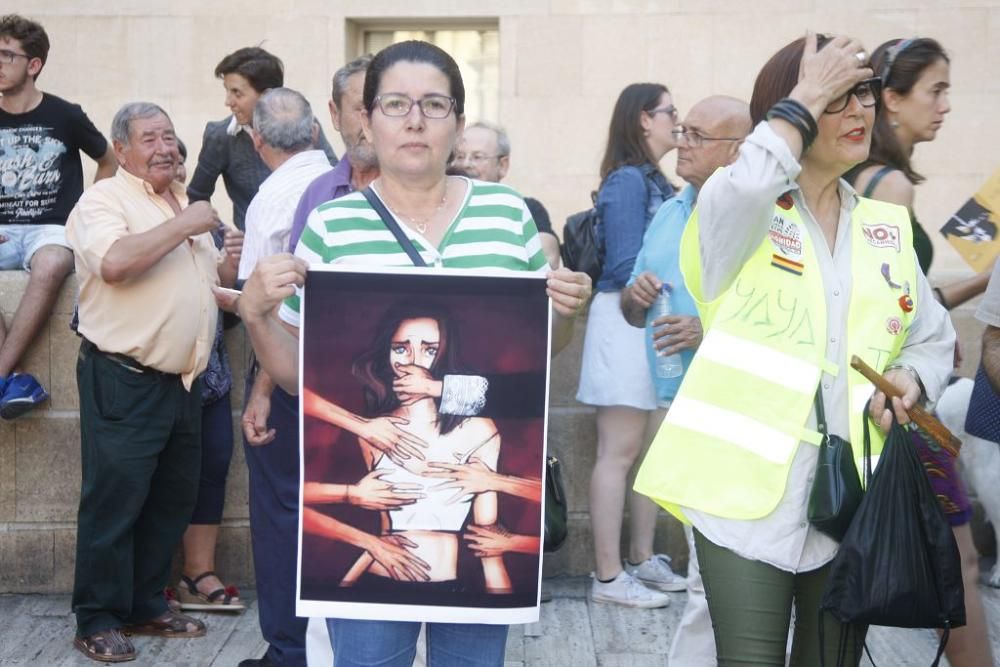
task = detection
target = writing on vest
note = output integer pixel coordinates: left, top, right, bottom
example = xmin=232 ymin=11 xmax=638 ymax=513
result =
xmin=635 ymin=195 xmax=916 ymax=521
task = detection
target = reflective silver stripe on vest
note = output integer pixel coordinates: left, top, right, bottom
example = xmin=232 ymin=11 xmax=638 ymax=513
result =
xmin=665 ymin=396 xmax=799 ymax=464
xmin=697 ymin=329 xmax=819 ymax=394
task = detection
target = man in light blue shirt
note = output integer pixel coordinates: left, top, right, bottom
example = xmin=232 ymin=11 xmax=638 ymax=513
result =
xmin=621 ymin=95 xmax=751 ymax=667
xmin=622 ymin=96 xmax=751 ymax=406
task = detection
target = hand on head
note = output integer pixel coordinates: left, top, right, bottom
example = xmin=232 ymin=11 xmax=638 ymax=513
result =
xmin=795 ymin=32 xmax=873 ymax=114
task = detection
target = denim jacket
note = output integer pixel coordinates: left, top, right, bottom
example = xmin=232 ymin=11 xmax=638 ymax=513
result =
xmin=595 ymin=163 xmax=673 ymax=291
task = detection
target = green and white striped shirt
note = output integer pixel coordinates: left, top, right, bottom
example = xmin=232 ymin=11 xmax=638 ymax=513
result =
xmin=279 ymin=178 xmax=548 ymax=327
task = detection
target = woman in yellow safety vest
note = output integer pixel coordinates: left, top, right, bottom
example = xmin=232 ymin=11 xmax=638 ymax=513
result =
xmin=635 ymin=33 xmax=956 ymax=666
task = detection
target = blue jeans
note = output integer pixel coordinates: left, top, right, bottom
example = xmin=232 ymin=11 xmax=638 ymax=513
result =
xmin=326 ymin=619 xmax=509 ymax=667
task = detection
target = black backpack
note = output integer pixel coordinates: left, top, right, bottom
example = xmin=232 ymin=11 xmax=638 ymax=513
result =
xmin=561 ymin=191 xmax=602 ymax=284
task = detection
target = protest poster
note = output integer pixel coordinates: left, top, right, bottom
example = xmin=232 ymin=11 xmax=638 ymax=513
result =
xmin=940 ymin=166 xmax=1000 ymax=271
xmin=296 ymin=265 xmax=549 ymax=624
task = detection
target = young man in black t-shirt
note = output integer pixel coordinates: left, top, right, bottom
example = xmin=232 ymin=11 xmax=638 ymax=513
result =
xmin=0 ymin=14 xmax=116 ymax=419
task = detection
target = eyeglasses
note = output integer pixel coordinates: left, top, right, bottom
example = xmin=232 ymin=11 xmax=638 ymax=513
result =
xmin=374 ymin=93 xmax=456 ymax=119
xmin=671 ymin=127 xmax=743 ymax=148
xmin=824 ymin=77 xmax=882 ymax=114
xmin=452 ymin=152 xmax=501 ymax=165
xmin=648 ymin=105 xmax=679 ymax=122
xmin=0 ymin=49 xmax=31 ymax=65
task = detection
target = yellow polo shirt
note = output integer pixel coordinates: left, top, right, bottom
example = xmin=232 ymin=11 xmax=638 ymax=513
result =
xmin=66 ymin=169 xmax=219 ymax=389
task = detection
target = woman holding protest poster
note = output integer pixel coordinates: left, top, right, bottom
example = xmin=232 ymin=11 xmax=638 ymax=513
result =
xmin=233 ymin=39 xmax=590 ymax=666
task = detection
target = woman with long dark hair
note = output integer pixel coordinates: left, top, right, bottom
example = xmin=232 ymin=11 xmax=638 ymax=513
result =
xmin=845 ymin=38 xmax=994 ymax=667
xmin=578 ymin=82 xmax=683 ymax=608
xmin=334 ymin=303 xmax=509 ymax=593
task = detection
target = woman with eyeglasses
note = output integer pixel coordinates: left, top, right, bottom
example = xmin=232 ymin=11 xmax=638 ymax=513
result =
xmin=634 ymin=33 xmax=954 ymax=665
xmin=845 ymin=38 xmax=994 ymax=667
xmin=577 ymin=82 xmax=682 ymax=610
xmin=234 ymin=40 xmax=591 ymax=666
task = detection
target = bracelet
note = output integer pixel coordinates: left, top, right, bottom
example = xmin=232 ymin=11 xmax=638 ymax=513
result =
xmin=932 ymin=286 xmax=949 ymax=311
xmin=784 ymin=98 xmax=819 ymax=138
xmin=766 ymin=98 xmax=818 ymax=153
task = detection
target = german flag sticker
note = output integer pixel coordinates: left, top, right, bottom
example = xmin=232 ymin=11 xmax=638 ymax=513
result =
xmin=771 ymin=254 xmax=804 ymax=275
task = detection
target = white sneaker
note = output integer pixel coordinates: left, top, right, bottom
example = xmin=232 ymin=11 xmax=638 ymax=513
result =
xmin=590 ymin=570 xmax=671 ymax=608
xmin=625 ymin=554 xmax=687 ymax=592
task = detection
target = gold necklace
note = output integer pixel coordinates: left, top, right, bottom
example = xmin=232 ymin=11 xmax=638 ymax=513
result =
xmin=382 ymin=186 xmax=448 ymax=235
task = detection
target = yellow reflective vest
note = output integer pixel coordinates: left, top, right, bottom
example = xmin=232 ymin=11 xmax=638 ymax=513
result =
xmin=635 ymin=195 xmax=917 ymax=521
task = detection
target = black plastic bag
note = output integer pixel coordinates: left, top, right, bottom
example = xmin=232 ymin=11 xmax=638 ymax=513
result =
xmin=820 ymin=413 xmax=965 ymax=666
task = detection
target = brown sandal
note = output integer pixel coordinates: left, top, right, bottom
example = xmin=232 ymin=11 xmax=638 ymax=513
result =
xmin=73 ymin=628 xmax=136 ymax=663
xmin=123 ymin=610 xmax=206 ymax=637
xmin=177 ymin=571 xmax=245 ymax=611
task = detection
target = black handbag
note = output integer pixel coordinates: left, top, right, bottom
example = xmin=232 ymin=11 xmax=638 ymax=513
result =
xmin=807 ymin=387 xmax=864 ymax=542
xmin=543 ymin=455 xmax=568 ymax=552
xmin=820 ymin=414 xmax=966 ymax=667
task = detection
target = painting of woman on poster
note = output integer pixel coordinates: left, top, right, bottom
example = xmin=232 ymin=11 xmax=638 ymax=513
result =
xmin=296 ymin=267 xmax=549 ymax=624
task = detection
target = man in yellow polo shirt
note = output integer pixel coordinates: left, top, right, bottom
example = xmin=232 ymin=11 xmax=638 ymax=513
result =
xmin=65 ymin=102 xmax=239 ymax=663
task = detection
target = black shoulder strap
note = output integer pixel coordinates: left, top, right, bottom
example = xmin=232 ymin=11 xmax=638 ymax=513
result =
xmin=862 ymin=166 xmax=897 ymax=199
xmin=814 ymin=385 xmax=828 ymax=438
xmin=360 ymin=187 xmax=428 ymax=267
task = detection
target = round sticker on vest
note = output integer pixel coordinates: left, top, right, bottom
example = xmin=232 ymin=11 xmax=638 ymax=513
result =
xmin=862 ymin=223 xmax=901 ymax=252
xmin=898 ymin=294 xmax=914 ymax=312
xmin=769 ymin=216 xmax=803 ymax=259
xmin=886 ymin=316 xmax=903 ymax=336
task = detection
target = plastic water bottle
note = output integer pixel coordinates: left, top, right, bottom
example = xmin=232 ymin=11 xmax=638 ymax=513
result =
xmin=649 ymin=285 xmax=683 ymax=379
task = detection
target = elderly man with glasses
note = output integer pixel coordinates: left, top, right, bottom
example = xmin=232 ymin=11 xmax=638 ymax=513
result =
xmin=621 ymin=95 xmax=752 ymax=667
xmin=451 ymin=121 xmax=561 ymax=267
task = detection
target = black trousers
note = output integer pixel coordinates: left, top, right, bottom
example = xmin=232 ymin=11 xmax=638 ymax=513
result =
xmin=72 ymin=340 xmax=202 ymax=637
xmin=190 ymin=391 xmax=234 ymax=524
xmin=244 ymin=367 xmax=307 ymax=667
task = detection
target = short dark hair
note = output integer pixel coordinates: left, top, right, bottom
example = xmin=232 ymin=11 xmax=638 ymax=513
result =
xmin=177 ymin=137 xmax=188 ymax=161
xmin=0 ymin=14 xmax=49 ymax=80
xmin=749 ymin=35 xmax=834 ymax=127
xmin=363 ymin=40 xmax=465 ymax=117
xmin=867 ymin=38 xmax=949 ymax=184
xmin=598 ymin=82 xmax=669 ymax=182
xmin=214 ymin=47 xmax=283 ymax=93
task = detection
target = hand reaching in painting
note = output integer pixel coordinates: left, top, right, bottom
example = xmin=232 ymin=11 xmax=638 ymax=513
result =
xmin=357 ymin=415 xmax=429 ymax=465
xmin=426 ymin=457 xmax=498 ymax=503
xmin=349 ymin=470 xmax=424 ymax=510
xmin=368 ymin=534 xmax=432 ymax=582
xmin=464 ymin=524 xmax=540 ymax=557
xmin=392 ymin=364 xmax=443 ymax=405
xmin=426 ymin=457 xmax=542 ymax=504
